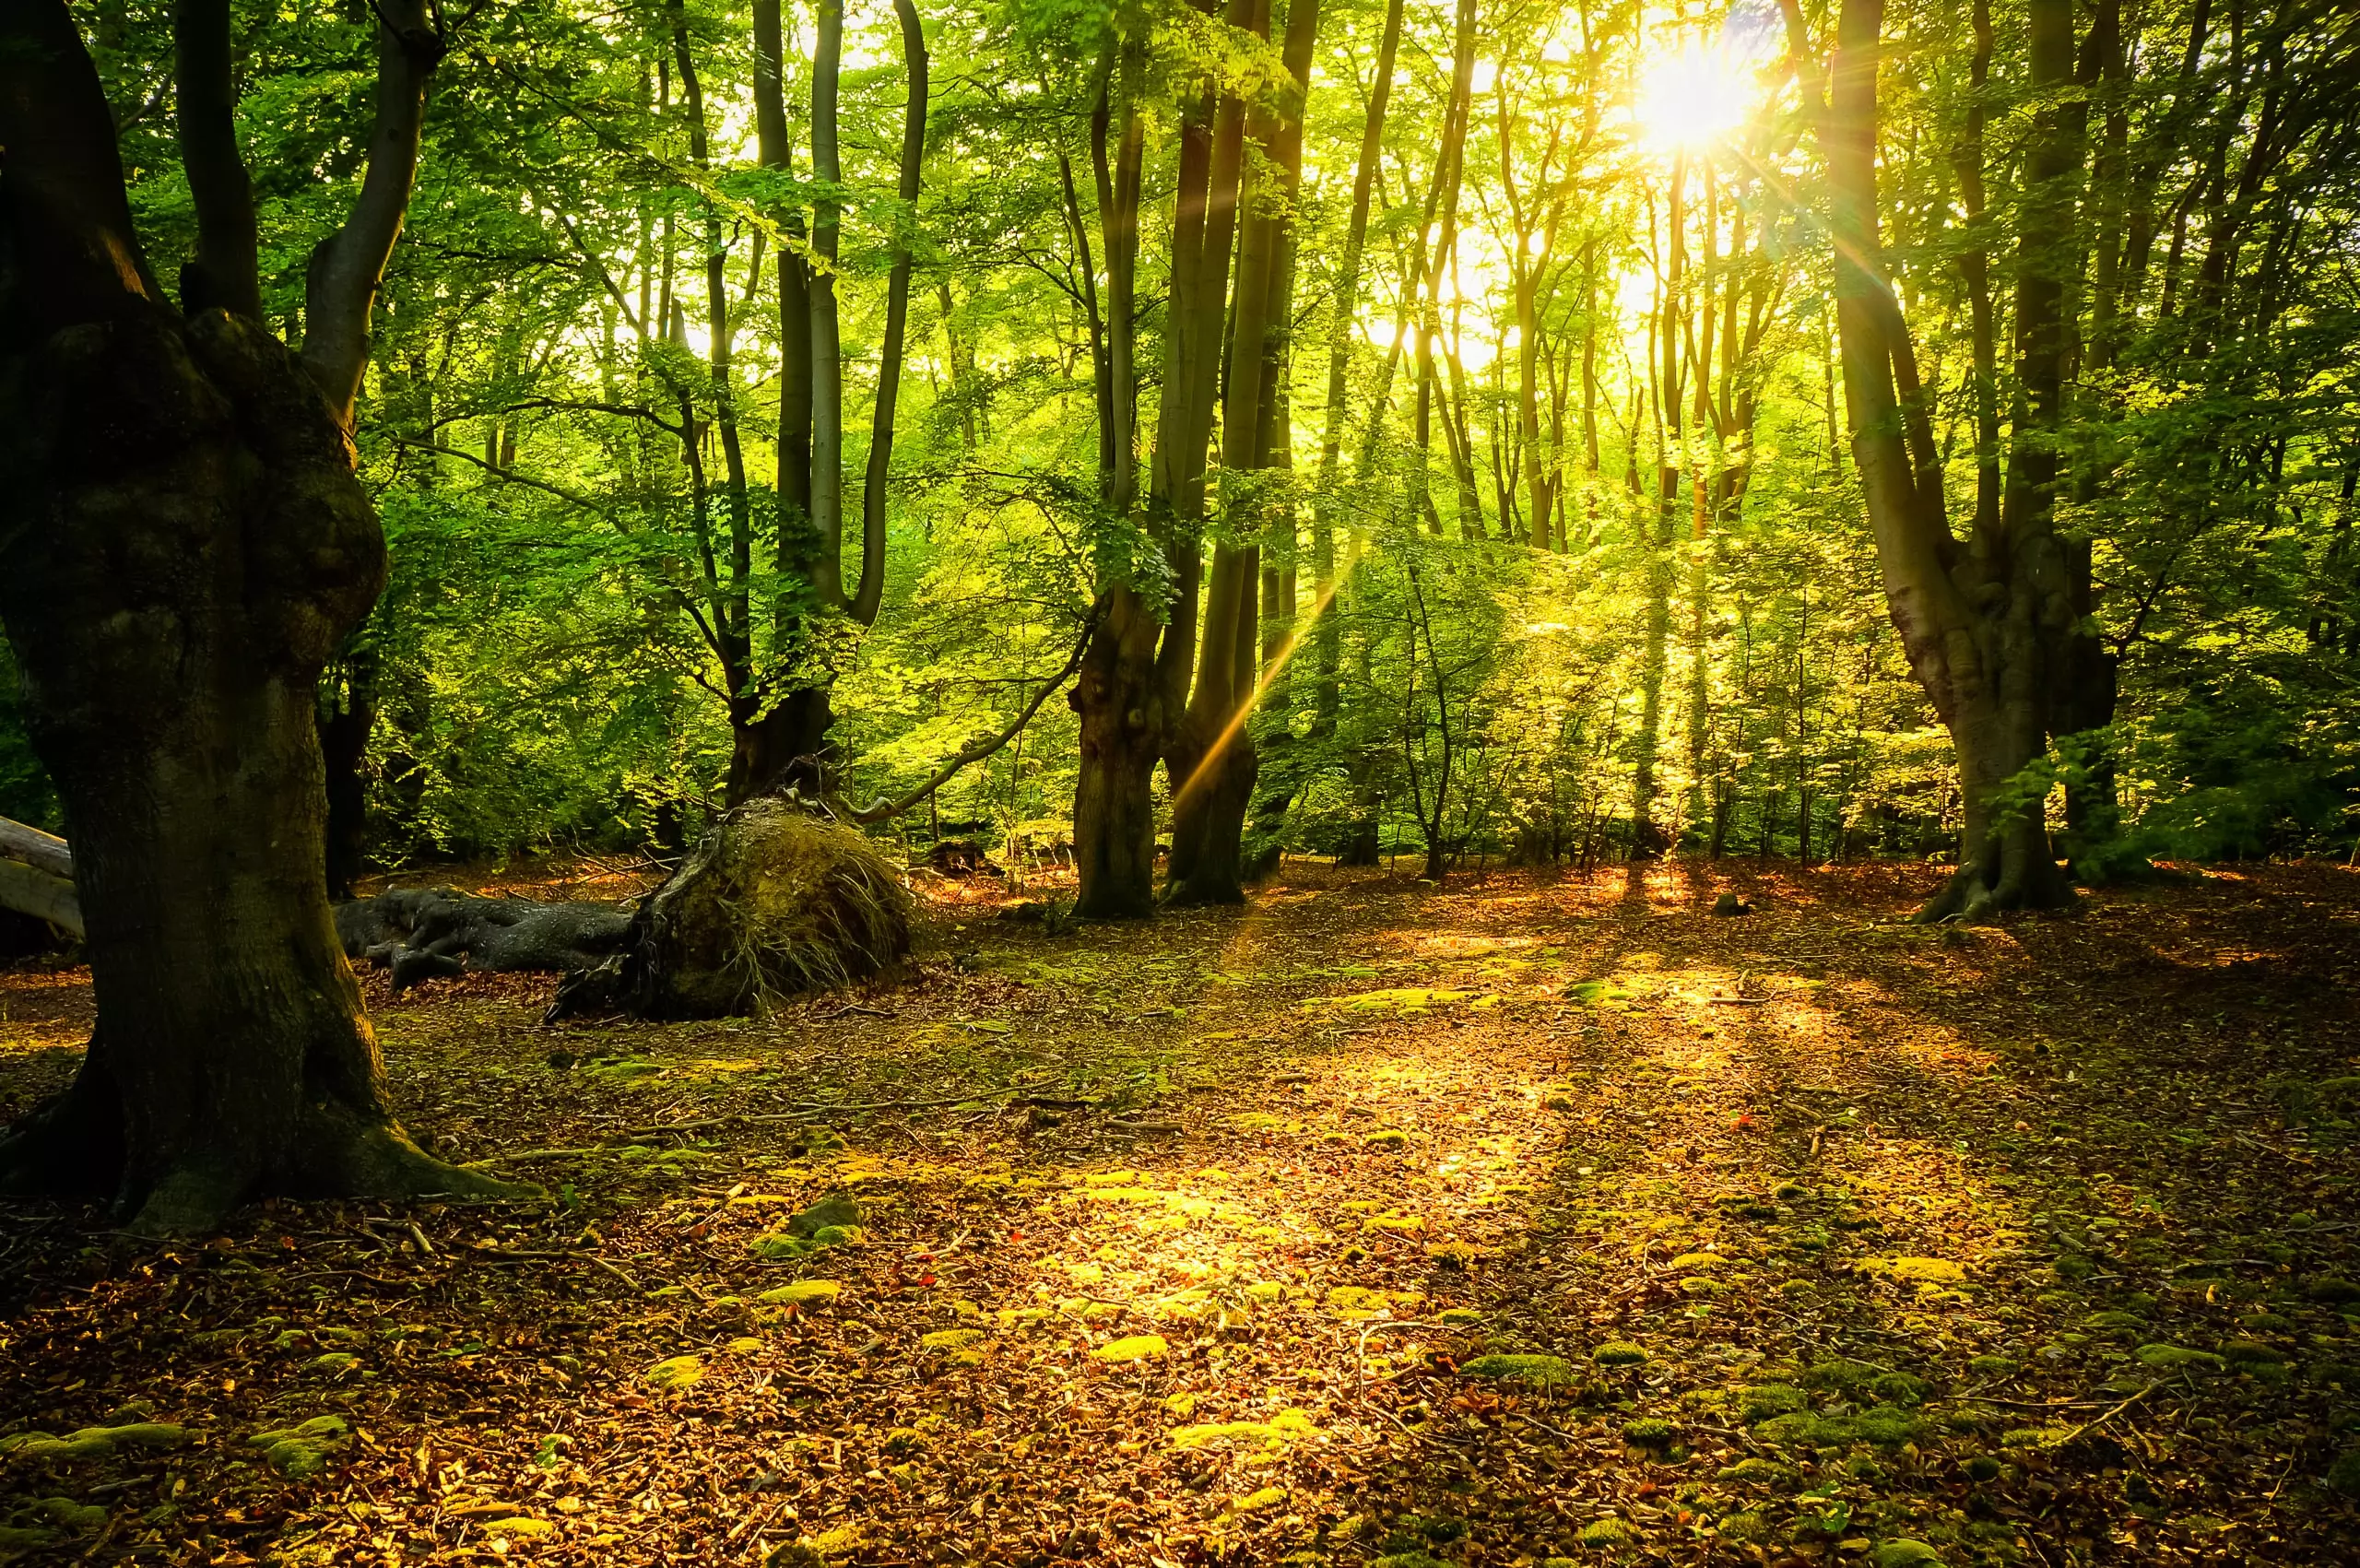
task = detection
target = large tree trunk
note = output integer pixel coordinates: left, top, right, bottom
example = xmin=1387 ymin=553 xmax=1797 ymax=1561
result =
xmin=0 ymin=0 xmax=516 ymax=1232
xmin=0 ymin=308 xmax=513 ymax=1231
xmin=1068 ymin=0 xmax=1249 ymax=916
xmin=1813 ymin=0 xmax=2078 ymax=921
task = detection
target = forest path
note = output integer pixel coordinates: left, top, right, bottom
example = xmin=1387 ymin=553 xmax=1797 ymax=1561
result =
xmin=3 ymin=862 xmax=2359 ymax=1565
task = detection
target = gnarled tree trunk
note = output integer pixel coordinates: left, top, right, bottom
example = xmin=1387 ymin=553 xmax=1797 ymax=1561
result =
xmin=0 ymin=0 xmax=515 ymax=1231
xmin=1811 ymin=0 xmax=2079 ymax=921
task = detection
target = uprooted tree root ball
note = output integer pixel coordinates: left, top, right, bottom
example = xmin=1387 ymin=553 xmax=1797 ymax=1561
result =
xmin=552 ymin=802 xmax=912 ymax=1020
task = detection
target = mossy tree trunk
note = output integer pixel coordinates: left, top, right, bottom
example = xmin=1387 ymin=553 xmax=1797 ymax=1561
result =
xmin=0 ymin=0 xmax=517 ymax=1232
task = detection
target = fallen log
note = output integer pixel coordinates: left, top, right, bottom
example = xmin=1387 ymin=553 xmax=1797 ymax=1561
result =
xmin=0 ymin=815 xmax=80 ymax=939
xmin=0 ymin=816 xmax=71 ymax=878
xmin=335 ymin=886 xmax=632 ymax=990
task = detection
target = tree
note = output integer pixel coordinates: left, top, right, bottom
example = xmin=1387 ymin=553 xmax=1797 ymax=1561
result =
xmin=1803 ymin=0 xmax=2083 ymax=917
xmin=0 ymin=0 xmax=514 ymax=1231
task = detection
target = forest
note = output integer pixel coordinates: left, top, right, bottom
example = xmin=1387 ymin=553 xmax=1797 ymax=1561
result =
xmin=2 ymin=0 xmax=2359 ymax=1561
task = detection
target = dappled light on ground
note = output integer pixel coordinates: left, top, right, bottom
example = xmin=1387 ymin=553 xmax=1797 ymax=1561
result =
xmin=4 ymin=863 xmax=2360 ymax=1563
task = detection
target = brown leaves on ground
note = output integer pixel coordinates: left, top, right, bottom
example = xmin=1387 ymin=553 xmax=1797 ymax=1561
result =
xmin=4 ymin=860 xmax=2360 ymax=1566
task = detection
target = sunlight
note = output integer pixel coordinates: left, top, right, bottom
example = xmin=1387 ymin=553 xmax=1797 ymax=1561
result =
xmin=1633 ymin=5 xmax=1781 ymax=153
xmin=1634 ymin=39 xmax=1750 ymax=150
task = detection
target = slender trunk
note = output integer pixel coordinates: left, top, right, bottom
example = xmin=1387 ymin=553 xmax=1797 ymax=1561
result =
xmin=1631 ymin=167 xmax=1683 ymax=855
xmin=808 ymin=0 xmax=846 ymax=608
xmin=1310 ymin=0 xmax=1405 ymax=733
xmin=849 ymin=0 xmax=927 ymax=630
xmin=738 ymin=0 xmax=829 ymax=800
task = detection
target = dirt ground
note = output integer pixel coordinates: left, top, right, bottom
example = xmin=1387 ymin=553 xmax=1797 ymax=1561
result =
xmin=4 ymin=860 xmax=2360 ymax=1567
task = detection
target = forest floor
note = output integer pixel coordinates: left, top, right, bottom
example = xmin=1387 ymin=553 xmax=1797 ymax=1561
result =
xmin=4 ymin=860 xmax=2360 ymax=1568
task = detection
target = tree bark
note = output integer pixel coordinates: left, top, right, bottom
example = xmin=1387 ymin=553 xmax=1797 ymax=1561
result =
xmin=1807 ymin=0 xmax=2077 ymax=919
xmin=1165 ymin=0 xmax=1320 ymax=907
xmin=738 ymin=0 xmax=826 ymax=802
xmin=1070 ymin=0 xmax=1254 ymax=918
xmin=0 ymin=0 xmax=518 ymax=1231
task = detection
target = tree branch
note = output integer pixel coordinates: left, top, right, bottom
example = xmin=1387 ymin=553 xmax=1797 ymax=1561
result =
xmin=0 ymin=0 xmax=163 ymax=334
xmin=172 ymin=0 xmax=262 ymax=320
xmin=835 ymin=598 xmax=1103 ymax=824
xmin=301 ymin=0 xmax=445 ymax=428
xmin=849 ymin=0 xmax=928 ymax=630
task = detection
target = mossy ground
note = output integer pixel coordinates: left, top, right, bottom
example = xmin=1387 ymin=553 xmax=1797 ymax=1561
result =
xmin=3 ymin=859 xmax=2360 ymax=1562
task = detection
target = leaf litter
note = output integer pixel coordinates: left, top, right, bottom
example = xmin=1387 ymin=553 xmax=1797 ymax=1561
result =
xmin=1 ymin=860 xmax=2358 ymax=1562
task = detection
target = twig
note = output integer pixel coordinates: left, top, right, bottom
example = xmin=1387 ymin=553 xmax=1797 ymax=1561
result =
xmin=631 ymin=1089 xmax=1036 ymax=1138
xmin=2056 ymin=1381 xmax=2156 ymax=1446
xmin=1508 ymin=1409 xmax=1586 ymax=1444
xmin=832 ymin=598 xmax=1107 ymax=826
xmin=812 ymin=1004 xmax=896 ymax=1020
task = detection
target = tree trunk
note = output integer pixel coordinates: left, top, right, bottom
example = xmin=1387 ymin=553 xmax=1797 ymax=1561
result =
xmin=0 ymin=0 xmax=519 ymax=1232
xmin=1812 ymin=0 xmax=2077 ymax=920
xmin=1164 ymin=0 xmax=1318 ymax=907
xmin=1308 ymin=0 xmax=1404 ymax=732
xmin=0 ymin=307 xmax=515 ymax=1230
xmin=318 ymin=643 xmax=377 ymax=901
xmin=1070 ymin=0 xmax=1252 ymax=916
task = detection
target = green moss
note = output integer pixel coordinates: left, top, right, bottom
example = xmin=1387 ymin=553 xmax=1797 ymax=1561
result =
xmin=1592 ymin=1341 xmax=1648 ymax=1366
xmin=922 ymin=1328 xmax=986 ymax=1351
xmin=1860 ymin=1256 xmax=1967 ymax=1286
xmin=1870 ymin=1543 xmax=1945 ymax=1568
xmin=2327 ymin=1445 xmax=2360 ymax=1497
xmin=482 ymin=1518 xmax=556 ymax=1539
xmin=645 ymin=1354 xmax=703 ymax=1389
xmin=1716 ymin=1457 xmax=1797 ymax=1486
xmin=1966 ymin=1355 xmax=2020 ymax=1375
xmin=2222 ymin=1338 xmax=2288 ymax=1365
xmin=1621 ymin=1417 xmax=1678 ymax=1448
xmin=1170 ymin=1409 xmax=1320 ymax=1450
xmin=38 ymin=1497 xmax=107 ymax=1532
xmin=1090 ymin=1334 xmax=1168 ymax=1363
xmin=2135 ymin=1343 xmax=2225 ymax=1373
xmin=249 ymin=1414 xmax=351 ymax=1480
xmin=0 ymin=1422 xmax=190 ymax=1461
xmin=1739 ymin=1385 xmax=1810 ymax=1423
xmin=759 ymin=1280 xmax=841 ymax=1304
xmin=1577 ymin=1516 xmax=1638 ymax=1547
xmin=1462 ymin=1353 xmax=1578 ymax=1385
xmin=2082 ymin=1310 xmax=2146 ymax=1332
xmin=1754 ymin=1406 xmax=1927 ymax=1450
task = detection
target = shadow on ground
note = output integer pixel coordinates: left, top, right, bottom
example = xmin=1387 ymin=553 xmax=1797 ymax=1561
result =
xmin=2 ymin=861 xmax=2357 ymax=1565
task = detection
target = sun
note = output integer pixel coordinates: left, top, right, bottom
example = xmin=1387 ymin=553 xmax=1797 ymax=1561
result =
xmin=1634 ymin=38 xmax=1752 ymax=151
